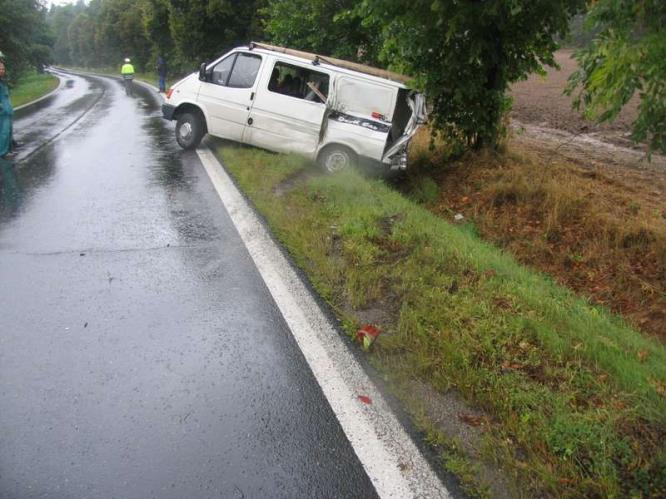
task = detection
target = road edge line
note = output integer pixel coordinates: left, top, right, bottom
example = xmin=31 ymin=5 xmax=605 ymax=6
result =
xmin=196 ymin=146 xmax=450 ymax=499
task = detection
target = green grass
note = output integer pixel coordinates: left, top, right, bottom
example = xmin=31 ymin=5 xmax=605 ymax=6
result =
xmin=10 ymin=71 xmax=59 ymax=108
xmin=215 ymin=142 xmax=666 ymax=498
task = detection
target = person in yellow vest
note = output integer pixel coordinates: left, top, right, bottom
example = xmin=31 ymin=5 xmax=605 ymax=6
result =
xmin=120 ymin=58 xmax=135 ymax=95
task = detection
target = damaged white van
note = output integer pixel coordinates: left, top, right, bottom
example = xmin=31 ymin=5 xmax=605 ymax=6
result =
xmin=162 ymin=42 xmax=427 ymax=172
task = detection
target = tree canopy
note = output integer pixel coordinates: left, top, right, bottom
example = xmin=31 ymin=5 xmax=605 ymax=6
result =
xmin=262 ymin=0 xmax=379 ymax=65
xmin=0 ymin=0 xmax=52 ymax=81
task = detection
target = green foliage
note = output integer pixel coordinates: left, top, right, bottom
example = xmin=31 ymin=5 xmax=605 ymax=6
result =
xmin=168 ymin=0 xmax=262 ymax=64
xmin=143 ymin=0 xmax=172 ymax=54
xmin=142 ymin=0 xmax=176 ymax=65
xmin=67 ymin=13 xmax=98 ymax=68
xmin=262 ymin=0 xmax=380 ymax=64
xmin=0 ymin=0 xmax=53 ymax=81
xmin=358 ymin=0 xmax=585 ymax=149
xmin=96 ymin=0 xmax=148 ymax=68
xmin=48 ymin=2 xmax=86 ymax=66
xmin=562 ymin=13 xmax=600 ymax=48
xmin=567 ymin=0 xmax=666 ymax=154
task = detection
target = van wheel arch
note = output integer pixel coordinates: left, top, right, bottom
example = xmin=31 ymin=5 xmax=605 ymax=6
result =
xmin=317 ymin=144 xmax=358 ymax=173
xmin=174 ymin=105 xmax=207 ymax=150
xmin=174 ymin=104 xmax=208 ymax=134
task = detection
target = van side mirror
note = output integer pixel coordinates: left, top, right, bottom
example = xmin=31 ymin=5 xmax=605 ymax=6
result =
xmin=199 ymin=62 xmax=208 ymax=82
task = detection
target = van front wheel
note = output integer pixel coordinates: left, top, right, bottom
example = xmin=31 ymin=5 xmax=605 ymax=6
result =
xmin=175 ymin=112 xmax=204 ymax=150
xmin=318 ymin=145 xmax=356 ymax=173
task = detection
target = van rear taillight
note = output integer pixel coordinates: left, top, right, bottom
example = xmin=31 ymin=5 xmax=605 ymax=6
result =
xmin=166 ymin=88 xmax=174 ymax=99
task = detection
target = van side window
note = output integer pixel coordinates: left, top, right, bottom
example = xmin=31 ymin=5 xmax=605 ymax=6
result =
xmin=228 ymin=54 xmax=262 ymax=88
xmin=268 ymin=62 xmax=329 ymax=104
xmin=211 ymin=55 xmax=235 ymax=86
xmin=211 ymin=53 xmax=262 ymax=88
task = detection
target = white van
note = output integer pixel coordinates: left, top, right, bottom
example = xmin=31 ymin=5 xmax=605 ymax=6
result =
xmin=162 ymin=42 xmax=427 ymax=172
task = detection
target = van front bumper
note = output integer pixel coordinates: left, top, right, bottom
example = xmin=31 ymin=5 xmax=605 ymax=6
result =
xmin=385 ymin=149 xmax=408 ymax=170
xmin=162 ymin=103 xmax=176 ymax=121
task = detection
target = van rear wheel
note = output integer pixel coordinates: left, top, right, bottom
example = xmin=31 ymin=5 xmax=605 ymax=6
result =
xmin=175 ymin=112 xmax=204 ymax=150
xmin=318 ymin=145 xmax=356 ymax=173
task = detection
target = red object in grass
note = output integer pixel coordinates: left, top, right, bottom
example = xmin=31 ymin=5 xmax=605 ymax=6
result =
xmin=355 ymin=324 xmax=381 ymax=351
xmin=358 ymin=395 xmax=372 ymax=404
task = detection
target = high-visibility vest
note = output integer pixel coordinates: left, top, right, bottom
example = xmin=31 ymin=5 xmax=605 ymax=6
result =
xmin=121 ymin=63 xmax=135 ymax=75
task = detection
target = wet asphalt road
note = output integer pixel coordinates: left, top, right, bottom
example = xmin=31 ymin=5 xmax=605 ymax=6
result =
xmin=0 ymin=71 xmax=377 ymax=498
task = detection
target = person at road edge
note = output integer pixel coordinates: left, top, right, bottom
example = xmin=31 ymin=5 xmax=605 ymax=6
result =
xmin=0 ymin=52 xmax=14 ymax=159
xmin=156 ymin=55 xmax=167 ymax=93
xmin=121 ymin=57 xmax=135 ymax=95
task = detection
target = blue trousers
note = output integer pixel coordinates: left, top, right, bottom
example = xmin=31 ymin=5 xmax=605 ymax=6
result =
xmin=0 ymin=83 xmax=13 ymax=157
xmin=0 ymin=114 xmax=12 ymax=157
xmin=158 ymin=75 xmax=166 ymax=92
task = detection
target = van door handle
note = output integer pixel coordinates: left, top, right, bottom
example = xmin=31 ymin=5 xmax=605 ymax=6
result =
xmin=247 ymin=117 xmax=253 ymax=125
xmin=250 ymin=91 xmax=255 ymax=100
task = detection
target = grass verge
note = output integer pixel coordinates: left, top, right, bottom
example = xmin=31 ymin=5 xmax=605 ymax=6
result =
xmin=215 ymin=141 xmax=666 ymax=497
xmin=10 ymin=71 xmax=59 ymax=108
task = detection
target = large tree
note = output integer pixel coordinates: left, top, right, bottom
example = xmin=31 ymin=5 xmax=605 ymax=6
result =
xmin=168 ymin=0 xmax=264 ymax=65
xmin=67 ymin=12 xmax=98 ymax=67
xmin=49 ymin=2 xmax=86 ymax=66
xmin=95 ymin=0 xmax=152 ymax=70
xmin=0 ymin=0 xmax=53 ymax=80
xmin=143 ymin=0 xmax=174 ymax=58
xmin=262 ymin=0 xmax=380 ymax=64
xmin=359 ymin=0 xmax=585 ymax=149
xmin=567 ymin=0 xmax=666 ymax=154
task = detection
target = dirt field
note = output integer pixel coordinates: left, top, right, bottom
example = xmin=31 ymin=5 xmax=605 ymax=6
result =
xmin=511 ymin=50 xmax=639 ymax=140
xmin=510 ymin=50 xmax=666 ymax=198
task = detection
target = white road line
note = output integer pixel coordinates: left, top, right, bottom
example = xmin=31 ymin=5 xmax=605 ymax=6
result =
xmin=197 ymin=146 xmax=450 ymax=499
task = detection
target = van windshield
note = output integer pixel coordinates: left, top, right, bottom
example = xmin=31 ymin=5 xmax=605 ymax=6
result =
xmin=268 ymin=62 xmax=329 ymax=104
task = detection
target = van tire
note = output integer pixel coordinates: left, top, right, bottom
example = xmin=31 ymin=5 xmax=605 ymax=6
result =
xmin=317 ymin=145 xmax=356 ymax=173
xmin=175 ymin=112 xmax=205 ymax=150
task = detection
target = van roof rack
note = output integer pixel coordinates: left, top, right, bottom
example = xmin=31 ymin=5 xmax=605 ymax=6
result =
xmin=249 ymin=42 xmax=411 ymax=84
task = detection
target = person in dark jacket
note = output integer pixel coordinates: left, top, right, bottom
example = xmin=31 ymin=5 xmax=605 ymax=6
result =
xmin=0 ymin=55 xmax=14 ymax=159
xmin=156 ymin=56 xmax=167 ymax=93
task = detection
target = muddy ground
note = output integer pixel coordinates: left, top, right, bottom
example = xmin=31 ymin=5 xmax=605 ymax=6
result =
xmin=511 ymin=50 xmax=639 ymax=141
xmin=509 ymin=50 xmax=666 ymax=202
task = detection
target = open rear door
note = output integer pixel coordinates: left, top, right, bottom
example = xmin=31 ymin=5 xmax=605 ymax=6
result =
xmin=382 ymin=92 xmax=427 ymax=169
